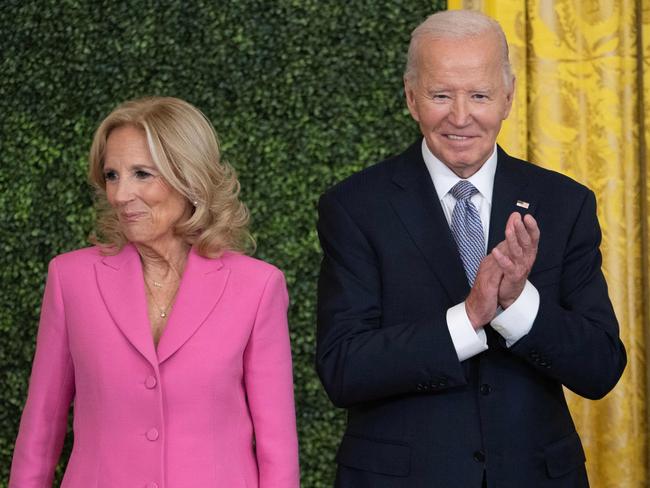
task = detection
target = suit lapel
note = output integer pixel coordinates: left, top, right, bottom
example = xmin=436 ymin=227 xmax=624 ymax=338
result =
xmin=389 ymin=141 xmax=470 ymax=304
xmin=484 ymin=148 xmax=537 ymax=348
xmin=156 ymin=248 xmax=230 ymax=364
xmin=388 ymin=144 xmax=539 ymax=304
xmin=488 ymin=147 xmax=536 ymax=252
xmin=96 ymin=245 xmax=230 ymax=366
xmin=95 ymin=244 xmax=158 ymax=368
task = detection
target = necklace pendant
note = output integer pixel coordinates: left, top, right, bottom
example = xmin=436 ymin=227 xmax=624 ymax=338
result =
xmin=153 ymin=281 xmax=163 ymax=288
xmin=160 ymin=311 xmax=167 ymax=318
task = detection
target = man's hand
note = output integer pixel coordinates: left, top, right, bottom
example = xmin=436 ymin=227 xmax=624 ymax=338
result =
xmin=465 ymin=254 xmax=503 ymax=329
xmin=492 ymin=212 xmax=540 ymax=308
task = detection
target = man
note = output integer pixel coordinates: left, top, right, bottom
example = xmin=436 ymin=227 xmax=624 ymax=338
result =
xmin=316 ymin=10 xmax=626 ymax=488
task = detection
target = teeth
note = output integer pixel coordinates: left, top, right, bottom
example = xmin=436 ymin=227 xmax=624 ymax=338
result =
xmin=447 ymin=135 xmax=468 ymax=140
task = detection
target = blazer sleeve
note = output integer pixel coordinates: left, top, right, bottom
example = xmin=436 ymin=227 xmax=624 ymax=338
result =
xmin=509 ymin=189 xmax=627 ymax=399
xmin=10 ymin=258 xmax=75 ymax=488
xmin=316 ymin=190 xmax=467 ymax=408
xmin=243 ymin=268 xmax=300 ymax=488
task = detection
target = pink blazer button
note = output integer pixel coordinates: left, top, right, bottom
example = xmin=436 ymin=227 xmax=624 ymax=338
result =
xmin=145 ymin=375 xmax=157 ymax=389
xmin=146 ymin=482 xmax=159 ymax=488
xmin=146 ymin=428 xmax=159 ymax=441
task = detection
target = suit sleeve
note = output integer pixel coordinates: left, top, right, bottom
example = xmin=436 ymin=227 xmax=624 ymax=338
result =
xmin=9 ymin=258 xmax=75 ymax=488
xmin=243 ymin=268 xmax=300 ymax=488
xmin=509 ymin=189 xmax=627 ymax=399
xmin=316 ymin=191 xmax=467 ymax=408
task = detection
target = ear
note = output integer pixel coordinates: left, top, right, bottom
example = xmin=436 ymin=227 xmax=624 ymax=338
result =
xmin=404 ymin=77 xmax=421 ymax=123
xmin=502 ymin=75 xmax=516 ymax=120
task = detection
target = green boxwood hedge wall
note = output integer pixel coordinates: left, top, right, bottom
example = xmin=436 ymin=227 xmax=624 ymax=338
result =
xmin=0 ymin=1 xmax=444 ymax=486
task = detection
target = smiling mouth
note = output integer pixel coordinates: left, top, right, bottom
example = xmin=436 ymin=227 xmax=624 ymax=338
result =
xmin=445 ymin=134 xmax=474 ymax=140
xmin=121 ymin=212 xmax=145 ymax=222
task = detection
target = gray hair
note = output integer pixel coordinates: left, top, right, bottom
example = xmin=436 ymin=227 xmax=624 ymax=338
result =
xmin=404 ymin=10 xmax=513 ymax=88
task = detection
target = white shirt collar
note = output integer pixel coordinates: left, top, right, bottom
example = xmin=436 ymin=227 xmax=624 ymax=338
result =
xmin=421 ymin=139 xmax=498 ymax=203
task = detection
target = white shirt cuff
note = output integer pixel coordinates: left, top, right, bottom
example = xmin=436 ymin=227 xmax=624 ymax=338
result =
xmin=447 ymin=302 xmax=488 ymax=361
xmin=490 ymin=280 xmax=540 ymax=347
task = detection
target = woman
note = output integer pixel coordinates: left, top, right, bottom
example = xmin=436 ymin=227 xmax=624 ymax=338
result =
xmin=9 ymin=97 xmax=300 ymax=488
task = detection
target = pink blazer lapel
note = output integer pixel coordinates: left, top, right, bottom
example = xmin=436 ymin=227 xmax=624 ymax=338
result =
xmin=95 ymin=244 xmax=159 ymax=368
xmin=95 ymin=245 xmax=230 ymax=366
xmin=156 ymin=248 xmax=230 ymax=364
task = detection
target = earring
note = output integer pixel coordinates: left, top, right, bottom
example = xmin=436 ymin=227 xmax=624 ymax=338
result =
xmin=193 ymin=201 xmax=198 ymax=207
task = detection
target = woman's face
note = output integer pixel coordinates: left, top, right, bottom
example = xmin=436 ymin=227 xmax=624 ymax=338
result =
xmin=103 ymin=125 xmax=190 ymax=251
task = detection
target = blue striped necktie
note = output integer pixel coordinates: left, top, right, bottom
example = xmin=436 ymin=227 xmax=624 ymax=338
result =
xmin=449 ymin=181 xmax=485 ymax=286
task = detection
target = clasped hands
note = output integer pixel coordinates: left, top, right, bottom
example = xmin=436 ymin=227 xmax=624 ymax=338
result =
xmin=466 ymin=212 xmax=540 ymax=329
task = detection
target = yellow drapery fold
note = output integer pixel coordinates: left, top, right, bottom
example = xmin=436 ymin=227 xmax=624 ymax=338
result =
xmin=448 ymin=1 xmax=649 ymax=486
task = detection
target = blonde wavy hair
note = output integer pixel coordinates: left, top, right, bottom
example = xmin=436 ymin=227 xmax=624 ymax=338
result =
xmin=88 ymin=96 xmax=254 ymax=257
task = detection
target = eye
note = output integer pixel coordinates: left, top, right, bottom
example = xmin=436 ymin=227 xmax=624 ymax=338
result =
xmin=432 ymin=93 xmax=450 ymax=101
xmin=134 ymin=169 xmax=153 ymax=180
xmin=104 ymin=170 xmax=118 ymax=182
xmin=472 ymin=93 xmax=490 ymax=101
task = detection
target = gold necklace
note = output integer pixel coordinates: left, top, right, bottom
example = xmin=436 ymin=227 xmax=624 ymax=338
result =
xmin=142 ymin=258 xmax=184 ymax=317
xmin=150 ymin=275 xmax=180 ymax=289
xmin=144 ymin=280 xmax=174 ymax=319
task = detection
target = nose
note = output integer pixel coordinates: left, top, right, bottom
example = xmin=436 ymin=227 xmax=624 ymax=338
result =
xmin=111 ymin=179 xmax=135 ymax=206
xmin=449 ymin=96 xmax=471 ymax=127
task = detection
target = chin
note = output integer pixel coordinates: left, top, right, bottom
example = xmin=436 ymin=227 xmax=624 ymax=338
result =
xmin=122 ymin=231 xmax=150 ymax=245
xmin=441 ymin=153 xmax=472 ymax=167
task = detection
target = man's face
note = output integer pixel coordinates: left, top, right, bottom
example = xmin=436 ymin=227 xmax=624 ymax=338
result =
xmin=405 ymin=32 xmax=514 ymax=178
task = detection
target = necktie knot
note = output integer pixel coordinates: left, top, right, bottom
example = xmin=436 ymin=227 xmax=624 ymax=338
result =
xmin=450 ymin=180 xmax=478 ymax=201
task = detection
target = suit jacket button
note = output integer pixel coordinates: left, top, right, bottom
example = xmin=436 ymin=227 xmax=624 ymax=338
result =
xmin=146 ymin=483 xmax=159 ymax=488
xmin=480 ymin=384 xmax=491 ymax=395
xmin=145 ymin=375 xmax=157 ymax=389
xmin=473 ymin=450 xmax=486 ymax=463
xmin=146 ymin=428 xmax=159 ymax=441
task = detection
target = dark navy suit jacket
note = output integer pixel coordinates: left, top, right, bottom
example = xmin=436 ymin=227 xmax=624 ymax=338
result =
xmin=316 ymin=140 xmax=626 ymax=488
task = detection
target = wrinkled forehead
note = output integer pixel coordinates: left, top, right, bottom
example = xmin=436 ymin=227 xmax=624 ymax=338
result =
xmin=419 ymin=29 xmax=503 ymax=57
xmin=414 ymin=32 xmax=511 ymax=88
xmin=419 ymin=34 xmax=504 ymax=70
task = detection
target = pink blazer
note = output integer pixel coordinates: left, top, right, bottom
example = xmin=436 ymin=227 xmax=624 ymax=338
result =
xmin=10 ymin=245 xmax=300 ymax=488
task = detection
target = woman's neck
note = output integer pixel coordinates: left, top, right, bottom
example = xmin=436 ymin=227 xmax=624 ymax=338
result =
xmin=136 ymin=239 xmax=190 ymax=283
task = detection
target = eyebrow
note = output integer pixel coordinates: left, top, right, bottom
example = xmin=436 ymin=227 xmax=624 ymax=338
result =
xmin=427 ymin=86 xmax=495 ymax=93
xmin=132 ymin=164 xmax=158 ymax=171
xmin=103 ymin=163 xmax=158 ymax=171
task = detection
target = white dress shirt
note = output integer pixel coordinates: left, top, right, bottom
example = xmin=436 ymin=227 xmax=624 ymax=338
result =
xmin=421 ymin=140 xmax=540 ymax=361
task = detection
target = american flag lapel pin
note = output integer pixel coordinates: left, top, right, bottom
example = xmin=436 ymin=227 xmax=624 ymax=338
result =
xmin=516 ymin=200 xmax=530 ymax=209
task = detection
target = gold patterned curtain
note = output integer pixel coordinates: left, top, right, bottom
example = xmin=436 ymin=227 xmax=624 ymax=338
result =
xmin=447 ymin=1 xmax=649 ymax=486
